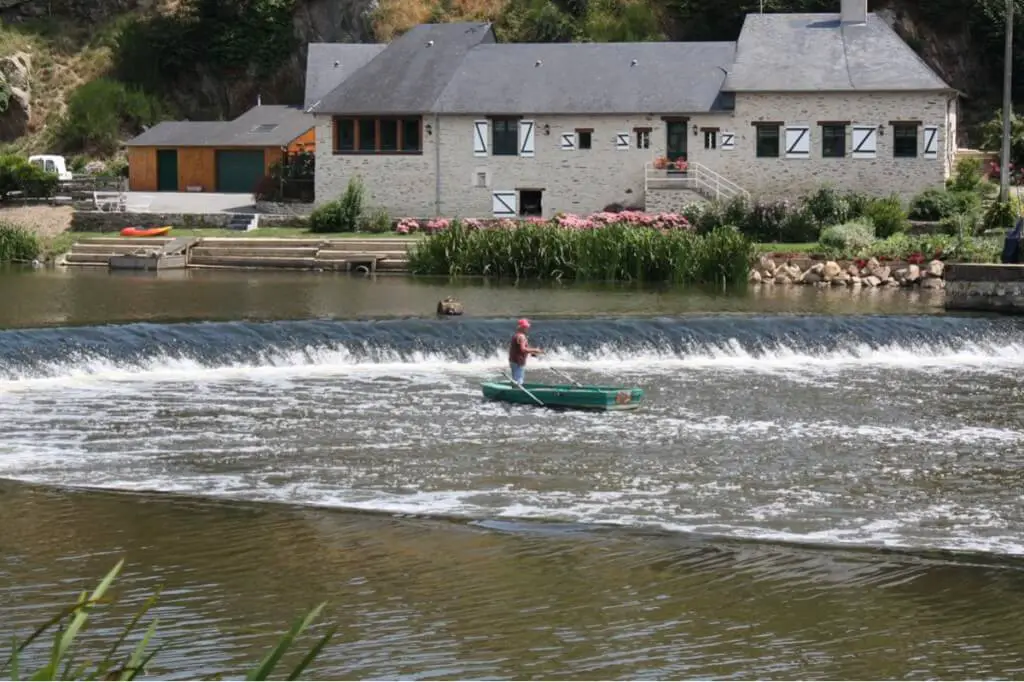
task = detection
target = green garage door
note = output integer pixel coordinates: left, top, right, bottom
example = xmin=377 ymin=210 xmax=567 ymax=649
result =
xmin=215 ymin=150 xmax=265 ymax=193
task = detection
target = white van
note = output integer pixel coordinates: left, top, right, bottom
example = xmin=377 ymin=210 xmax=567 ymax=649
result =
xmin=28 ymin=154 xmax=73 ymax=181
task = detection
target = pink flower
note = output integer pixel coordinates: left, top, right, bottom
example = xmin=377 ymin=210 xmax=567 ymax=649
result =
xmin=425 ymin=217 xmax=450 ymax=233
xmin=395 ymin=218 xmax=420 ymax=234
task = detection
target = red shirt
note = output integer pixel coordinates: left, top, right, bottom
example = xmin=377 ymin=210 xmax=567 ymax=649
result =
xmin=509 ymin=332 xmax=529 ymax=365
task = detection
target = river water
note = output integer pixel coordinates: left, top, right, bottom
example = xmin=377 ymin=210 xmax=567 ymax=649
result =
xmin=3 ymin=266 xmax=1024 ymax=679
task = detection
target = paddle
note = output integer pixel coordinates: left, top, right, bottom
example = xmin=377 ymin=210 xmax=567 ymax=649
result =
xmin=549 ymin=367 xmax=584 ymax=388
xmin=500 ymin=370 xmax=545 ymax=407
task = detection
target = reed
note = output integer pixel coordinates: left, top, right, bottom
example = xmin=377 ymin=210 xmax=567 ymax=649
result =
xmin=0 ymin=222 xmax=40 ymax=262
xmin=407 ymin=221 xmax=755 ymax=284
xmin=1 ymin=560 xmax=336 ymax=680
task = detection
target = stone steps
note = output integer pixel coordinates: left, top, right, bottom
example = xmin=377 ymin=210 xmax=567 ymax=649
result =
xmin=190 ymin=246 xmax=320 ymax=258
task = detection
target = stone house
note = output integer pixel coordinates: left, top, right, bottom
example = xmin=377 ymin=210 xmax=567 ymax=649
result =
xmin=307 ymin=0 xmax=958 ymax=218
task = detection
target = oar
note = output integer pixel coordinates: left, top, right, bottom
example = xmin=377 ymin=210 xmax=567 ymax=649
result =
xmin=549 ymin=367 xmax=583 ymax=387
xmin=500 ymin=370 xmax=545 ymax=407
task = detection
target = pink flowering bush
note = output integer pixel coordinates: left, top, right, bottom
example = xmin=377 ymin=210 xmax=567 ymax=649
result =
xmin=395 ymin=217 xmax=420 ymax=234
xmin=395 ymin=211 xmax=692 ymax=234
xmin=424 ymin=218 xmax=450 ymax=233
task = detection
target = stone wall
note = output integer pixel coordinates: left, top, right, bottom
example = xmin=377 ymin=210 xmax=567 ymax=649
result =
xmin=254 ymin=200 xmax=315 ymax=216
xmin=752 ymin=256 xmax=946 ymax=289
xmin=944 ymin=263 xmax=1024 ymax=313
xmin=70 ymin=211 xmax=305 ymax=232
xmin=645 ymin=188 xmax=706 ymax=214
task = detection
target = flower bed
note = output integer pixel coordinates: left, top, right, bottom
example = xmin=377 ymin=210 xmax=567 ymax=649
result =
xmin=394 ymin=211 xmax=692 ymax=234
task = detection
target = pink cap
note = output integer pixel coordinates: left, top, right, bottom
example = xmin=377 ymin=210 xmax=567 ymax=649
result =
xmin=517 ymin=318 xmax=531 ymax=329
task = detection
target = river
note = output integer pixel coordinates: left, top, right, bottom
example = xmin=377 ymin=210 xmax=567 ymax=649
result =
xmin=2 ymin=265 xmax=1024 ymax=680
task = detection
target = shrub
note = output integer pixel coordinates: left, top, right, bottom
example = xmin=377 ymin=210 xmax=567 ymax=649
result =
xmin=940 ymin=210 xmax=981 ymax=237
xmin=947 ymin=156 xmax=985 ymax=192
xmin=0 ymin=222 xmax=40 ymax=262
xmin=57 ymin=78 xmax=164 ymax=156
xmin=981 ymin=197 xmax=1022 ymax=231
xmin=742 ymin=198 xmax=793 ymax=242
xmin=308 ymin=176 xmax=364 ymax=233
xmin=407 ymin=220 xmax=753 ymax=284
xmin=908 ymin=188 xmax=981 ymax=221
xmin=778 ymin=206 xmax=820 ymax=243
xmin=863 ymin=195 xmax=909 ymax=238
xmin=361 ymin=207 xmax=392 ymax=233
xmin=802 ymin=186 xmax=851 ymax=226
xmin=0 ymin=154 xmax=59 ymax=200
xmin=818 ymin=217 xmax=875 ymax=256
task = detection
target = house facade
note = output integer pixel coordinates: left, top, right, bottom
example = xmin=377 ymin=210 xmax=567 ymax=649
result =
xmin=309 ymin=0 xmax=958 ymax=218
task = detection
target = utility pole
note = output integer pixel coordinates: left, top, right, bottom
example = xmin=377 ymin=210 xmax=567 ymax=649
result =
xmin=1001 ymin=0 xmax=1014 ymax=203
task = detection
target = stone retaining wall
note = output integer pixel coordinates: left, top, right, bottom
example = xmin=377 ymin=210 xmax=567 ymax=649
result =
xmin=254 ymin=200 xmax=315 ymax=216
xmin=70 ymin=211 xmax=306 ymax=232
xmin=751 ymin=256 xmax=946 ymax=289
xmin=944 ymin=263 xmax=1024 ymax=312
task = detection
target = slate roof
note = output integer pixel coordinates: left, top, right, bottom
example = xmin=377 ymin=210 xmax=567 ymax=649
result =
xmin=315 ymin=22 xmax=496 ymax=115
xmin=124 ymin=105 xmax=315 ymax=147
xmin=304 ymin=43 xmax=385 ymax=111
xmin=432 ymin=42 xmax=736 ymax=114
xmin=723 ymin=13 xmax=952 ymax=92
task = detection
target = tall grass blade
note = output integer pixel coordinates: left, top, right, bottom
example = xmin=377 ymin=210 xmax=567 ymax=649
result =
xmin=94 ymin=587 xmax=162 ymax=680
xmin=245 ymin=602 xmax=327 ymax=681
xmin=285 ymin=625 xmax=338 ymax=681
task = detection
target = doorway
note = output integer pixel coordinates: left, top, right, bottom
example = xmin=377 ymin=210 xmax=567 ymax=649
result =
xmin=156 ymin=149 xmax=178 ymax=192
xmin=666 ymin=121 xmax=688 ymax=173
xmin=518 ymin=189 xmax=543 ymax=217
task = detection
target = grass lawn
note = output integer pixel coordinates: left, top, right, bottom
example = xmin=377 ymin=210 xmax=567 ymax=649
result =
xmin=754 ymin=243 xmax=819 ymax=254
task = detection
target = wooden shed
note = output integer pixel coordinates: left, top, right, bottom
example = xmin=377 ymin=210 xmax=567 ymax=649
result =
xmin=124 ymin=105 xmax=315 ymax=193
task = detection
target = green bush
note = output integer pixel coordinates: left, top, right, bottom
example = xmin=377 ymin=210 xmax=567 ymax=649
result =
xmin=981 ymin=197 xmax=1022 ymax=231
xmin=0 ymin=155 xmax=59 ymax=200
xmin=863 ymin=195 xmax=909 ymax=238
xmin=947 ymin=156 xmax=985 ymax=192
xmin=818 ymin=217 xmax=875 ymax=256
xmin=361 ymin=207 xmax=392 ymax=233
xmin=0 ymin=222 xmax=40 ymax=262
xmin=309 ymin=176 xmax=365 ymax=233
xmin=802 ymin=186 xmax=852 ymax=226
xmin=908 ymin=188 xmax=982 ymax=221
xmin=778 ymin=205 xmax=820 ymax=242
xmin=408 ymin=221 xmax=754 ymax=284
xmin=57 ymin=78 xmax=165 ymax=156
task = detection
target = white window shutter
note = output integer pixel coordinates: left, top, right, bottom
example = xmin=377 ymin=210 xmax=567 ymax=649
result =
xmin=519 ymin=120 xmax=535 ymax=157
xmin=720 ymin=132 xmax=735 ymax=150
xmin=785 ymin=126 xmax=810 ymax=159
xmin=492 ymin=191 xmax=516 ymax=217
xmin=616 ymin=132 xmax=629 ymax=150
xmin=923 ymin=125 xmax=939 ymax=159
xmin=851 ymin=126 xmax=877 ymax=159
xmin=560 ymin=132 xmax=576 ymax=151
xmin=473 ymin=120 xmax=489 ymax=157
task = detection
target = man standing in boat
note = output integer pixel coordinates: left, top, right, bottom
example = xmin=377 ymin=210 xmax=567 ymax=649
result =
xmin=509 ymin=318 xmax=542 ymax=385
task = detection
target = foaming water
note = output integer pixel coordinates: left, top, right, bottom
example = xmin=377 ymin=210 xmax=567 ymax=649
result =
xmin=2 ymin=314 xmax=1024 ymax=558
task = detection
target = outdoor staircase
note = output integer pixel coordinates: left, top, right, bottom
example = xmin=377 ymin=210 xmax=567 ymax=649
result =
xmin=227 ymin=213 xmax=259 ymax=231
xmin=644 ymin=161 xmax=750 ymax=209
xmin=60 ymin=236 xmax=177 ymax=266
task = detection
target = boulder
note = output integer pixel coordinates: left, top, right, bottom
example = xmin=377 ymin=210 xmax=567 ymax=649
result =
xmin=886 ymin=278 xmax=901 ymax=287
xmin=871 ymin=265 xmax=891 ymax=281
xmin=850 ymin=276 xmax=862 ymax=287
xmin=774 ymin=272 xmax=792 ymax=285
xmin=437 ymin=297 xmax=464 ymax=315
xmin=905 ymin=264 xmax=921 ymax=283
xmin=0 ymin=52 xmax=30 ymax=142
xmin=749 ymin=269 xmax=762 ymax=283
xmin=831 ymin=272 xmax=850 ymax=286
xmin=758 ymin=256 xmax=776 ymax=276
xmin=784 ymin=263 xmax=802 ymax=279
xmin=846 ymin=264 xmax=860 ymax=277
xmin=801 ymin=269 xmax=822 ymax=284
xmin=865 ymin=275 xmax=882 ymax=287
xmin=927 ymin=259 xmax=944 ymax=278
xmin=822 ymin=260 xmax=842 ymax=281
xmin=866 ymin=257 xmax=881 ymax=270
xmin=921 ymin=277 xmax=945 ymax=289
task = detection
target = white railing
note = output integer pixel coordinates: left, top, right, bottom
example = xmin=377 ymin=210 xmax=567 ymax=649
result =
xmin=643 ymin=161 xmax=750 ymax=202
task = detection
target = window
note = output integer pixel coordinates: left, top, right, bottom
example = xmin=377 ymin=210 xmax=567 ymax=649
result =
xmin=475 ymin=171 xmax=487 ymax=188
xmin=519 ymin=189 xmax=543 ymax=217
xmin=332 ymin=117 xmax=423 ymax=154
xmin=634 ymin=128 xmax=651 ymax=149
xmin=492 ymin=117 xmax=519 ymax=156
xmin=755 ymin=124 xmax=780 ymax=158
xmin=576 ymin=129 xmax=592 ymax=150
xmin=821 ymin=124 xmax=846 ymax=158
xmin=893 ymin=123 xmax=918 ymax=158
xmin=704 ymin=129 xmax=717 ymax=150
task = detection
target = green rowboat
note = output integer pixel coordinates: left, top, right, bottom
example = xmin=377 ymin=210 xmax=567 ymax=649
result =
xmin=480 ymin=381 xmax=645 ymax=411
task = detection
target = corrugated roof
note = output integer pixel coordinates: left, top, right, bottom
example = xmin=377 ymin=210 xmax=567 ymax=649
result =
xmin=433 ymin=42 xmax=736 ymax=114
xmin=124 ymin=105 xmax=314 ymax=147
xmin=304 ymin=43 xmax=386 ymax=111
xmin=316 ymin=22 xmax=496 ymax=115
xmin=723 ymin=13 xmax=952 ymax=92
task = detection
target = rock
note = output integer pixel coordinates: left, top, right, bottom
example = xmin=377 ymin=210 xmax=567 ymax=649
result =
xmin=758 ymin=256 xmax=776 ymax=276
xmin=774 ymin=273 xmax=792 ymax=285
xmin=865 ymin=275 xmax=882 ymax=287
xmin=823 ymin=260 xmax=842 ymax=281
xmin=784 ymin=263 xmax=801 ymax=279
xmin=831 ymin=272 xmax=850 ymax=286
xmin=84 ymin=160 xmax=107 ymax=175
xmin=866 ymin=257 xmax=880 ymax=270
xmin=893 ymin=267 xmax=908 ymax=281
xmin=808 ymin=262 xmax=825 ymax=275
xmin=846 ymin=264 xmax=860 ymax=277
xmin=801 ymin=269 xmax=822 ymax=284
xmin=886 ymin=278 xmax=901 ymax=287
xmin=927 ymin=260 xmax=944 ymax=278
xmin=436 ymin=297 xmax=464 ymax=315
xmin=921 ymin=277 xmax=945 ymax=289
xmin=749 ymin=269 xmax=762 ymax=283
xmin=871 ymin=265 xmax=891 ymax=281
xmin=905 ymin=264 xmax=921 ymax=282
xmin=0 ymin=52 xmax=31 ymax=142
xmin=850 ymin=276 xmax=862 ymax=286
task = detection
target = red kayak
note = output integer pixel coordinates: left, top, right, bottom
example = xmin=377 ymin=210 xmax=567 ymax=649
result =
xmin=121 ymin=226 xmax=172 ymax=237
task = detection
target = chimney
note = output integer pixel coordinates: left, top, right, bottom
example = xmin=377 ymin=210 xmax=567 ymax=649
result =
xmin=840 ymin=0 xmax=867 ymax=24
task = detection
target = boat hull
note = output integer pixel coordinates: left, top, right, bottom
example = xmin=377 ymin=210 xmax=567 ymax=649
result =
xmin=480 ymin=381 xmax=644 ymax=411
xmin=121 ymin=226 xmax=172 ymax=237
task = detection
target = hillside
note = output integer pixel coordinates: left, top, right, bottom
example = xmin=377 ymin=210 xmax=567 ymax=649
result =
xmin=0 ymin=0 xmax=1019 ymax=160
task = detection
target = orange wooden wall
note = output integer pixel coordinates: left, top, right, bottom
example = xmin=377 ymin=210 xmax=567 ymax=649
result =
xmin=287 ymin=127 xmax=316 ymax=154
xmin=128 ymin=147 xmax=283 ymax=192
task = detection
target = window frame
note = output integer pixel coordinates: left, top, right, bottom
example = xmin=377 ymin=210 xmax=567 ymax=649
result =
xmin=491 ymin=117 xmax=520 ymax=156
xmin=821 ymin=123 xmax=846 ymax=158
xmin=634 ymin=127 xmax=651 ymax=150
xmin=755 ymin=123 xmax=780 ymax=158
xmin=331 ymin=116 xmax=423 ymax=155
xmin=576 ymin=128 xmax=593 ymax=150
xmin=892 ymin=123 xmax=918 ymax=158
xmin=703 ymin=129 xmax=718 ymax=150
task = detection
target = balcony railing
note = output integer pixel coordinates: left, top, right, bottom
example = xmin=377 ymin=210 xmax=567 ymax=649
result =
xmin=644 ymin=161 xmax=749 ymax=202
